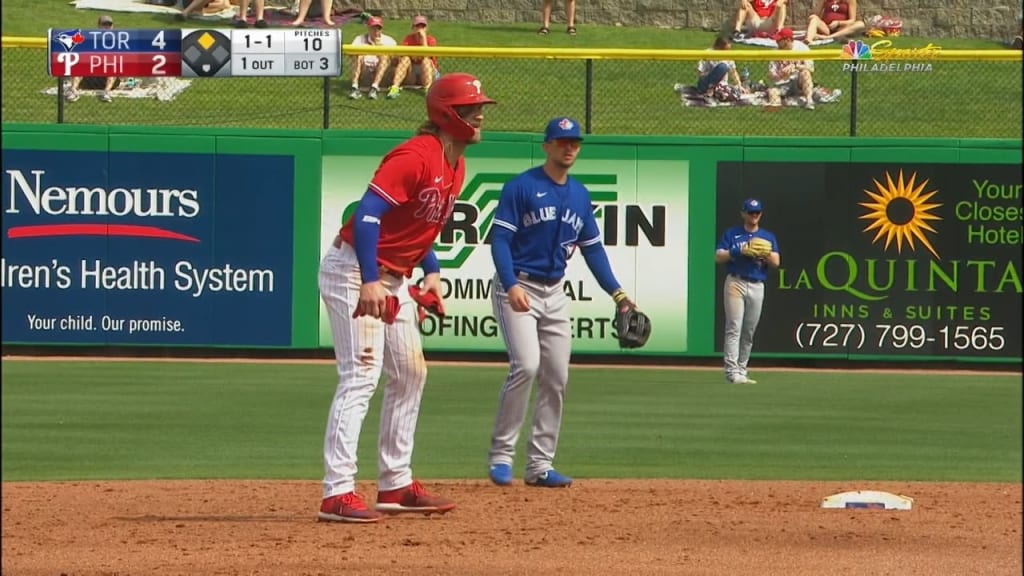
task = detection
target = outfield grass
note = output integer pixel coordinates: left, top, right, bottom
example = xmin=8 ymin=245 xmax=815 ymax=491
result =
xmin=2 ymin=0 xmax=1020 ymax=136
xmin=1 ymin=360 xmax=1020 ymax=483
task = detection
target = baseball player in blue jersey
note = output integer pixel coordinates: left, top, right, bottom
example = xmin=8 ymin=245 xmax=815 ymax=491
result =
xmin=715 ymin=198 xmax=780 ymax=384
xmin=486 ymin=117 xmax=635 ymax=488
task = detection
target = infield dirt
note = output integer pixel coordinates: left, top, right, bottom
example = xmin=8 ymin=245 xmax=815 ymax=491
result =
xmin=2 ymin=478 xmax=1021 ymax=575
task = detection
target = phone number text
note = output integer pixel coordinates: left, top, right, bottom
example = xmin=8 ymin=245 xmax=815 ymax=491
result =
xmin=794 ymin=323 xmax=1007 ymax=352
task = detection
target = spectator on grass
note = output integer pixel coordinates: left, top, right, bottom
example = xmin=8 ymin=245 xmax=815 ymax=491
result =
xmin=176 ymin=0 xmax=233 ymax=21
xmin=386 ymin=16 xmax=440 ymax=99
xmin=804 ymin=0 xmax=866 ymax=43
xmin=232 ymin=0 xmax=268 ymax=28
xmin=291 ymin=0 xmax=337 ymax=27
xmin=539 ymin=0 xmax=577 ymax=36
xmin=697 ymin=36 xmax=746 ymax=95
xmin=767 ymin=28 xmax=815 ymax=109
xmin=348 ymin=16 xmax=397 ymax=100
xmin=732 ymin=0 xmax=787 ymax=39
xmin=65 ymin=15 xmax=120 ymax=104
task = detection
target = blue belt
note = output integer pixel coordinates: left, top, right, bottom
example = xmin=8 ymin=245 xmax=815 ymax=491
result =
xmin=517 ymin=271 xmax=563 ymax=286
xmin=730 ymin=273 xmax=763 ymax=284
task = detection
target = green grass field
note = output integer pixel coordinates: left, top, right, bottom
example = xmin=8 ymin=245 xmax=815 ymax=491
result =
xmin=2 ymin=0 xmax=1021 ymax=136
xmin=2 ymin=360 xmax=1020 ymax=484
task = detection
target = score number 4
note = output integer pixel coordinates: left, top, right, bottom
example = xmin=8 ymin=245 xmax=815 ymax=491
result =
xmin=150 ymin=31 xmax=168 ymax=75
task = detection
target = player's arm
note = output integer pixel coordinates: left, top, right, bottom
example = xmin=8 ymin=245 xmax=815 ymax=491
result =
xmin=577 ymin=191 xmax=626 ymax=299
xmin=766 ymin=233 xmax=781 ymax=268
xmin=715 ymin=230 xmax=738 ymax=264
xmin=579 ymin=241 xmax=627 ymax=300
xmin=417 ymin=248 xmax=444 ymax=301
xmin=420 ymin=249 xmax=440 ymax=276
xmin=490 ymin=182 xmax=521 ymax=291
xmin=352 ymin=191 xmax=393 ymax=283
xmin=354 ymin=149 xmax=424 ymax=283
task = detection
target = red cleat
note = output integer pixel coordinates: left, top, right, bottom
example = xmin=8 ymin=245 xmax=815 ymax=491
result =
xmin=375 ymin=480 xmax=456 ymax=516
xmin=318 ymin=492 xmax=383 ymax=523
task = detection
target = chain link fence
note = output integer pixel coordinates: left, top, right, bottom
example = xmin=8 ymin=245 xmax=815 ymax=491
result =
xmin=3 ymin=42 xmax=1021 ymax=138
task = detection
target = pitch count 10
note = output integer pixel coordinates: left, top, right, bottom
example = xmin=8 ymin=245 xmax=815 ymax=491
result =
xmin=47 ymin=28 xmax=342 ymax=78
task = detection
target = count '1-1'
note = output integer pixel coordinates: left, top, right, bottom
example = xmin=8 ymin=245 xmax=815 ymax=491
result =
xmin=245 ymin=34 xmax=272 ymax=48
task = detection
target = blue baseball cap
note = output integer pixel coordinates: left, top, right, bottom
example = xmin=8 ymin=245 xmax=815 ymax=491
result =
xmin=544 ymin=117 xmax=584 ymax=142
xmin=743 ymin=198 xmax=763 ymax=213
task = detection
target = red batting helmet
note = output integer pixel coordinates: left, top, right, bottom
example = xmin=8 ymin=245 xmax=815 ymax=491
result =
xmin=426 ymin=73 xmax=496 ymax=141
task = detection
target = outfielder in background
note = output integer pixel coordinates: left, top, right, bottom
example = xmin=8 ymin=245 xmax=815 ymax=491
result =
xmin=317 ymin=73 xmax=496 ymax=523
xmin=714 ymin=198 xmax=780 ymax=384
xmin=486 ymin=117 xmax=645 ymax=488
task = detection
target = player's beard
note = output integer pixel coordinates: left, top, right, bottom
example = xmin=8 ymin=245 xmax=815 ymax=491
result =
xmin=551 ymin=156 xmax=575 ymax=170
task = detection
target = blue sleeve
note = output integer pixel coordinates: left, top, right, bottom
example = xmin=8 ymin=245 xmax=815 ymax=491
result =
xmin=768 ymin=231 xmax=780 ymax=253
xmin=491 ymin=226 xmax=518 ymax=291
xmin=353 ymin=190 xmax=392 ymax=283
xmin=491 ymin=181 xmax=520 ymax=235
xmin=576 ymin=195 xmax=601 ymax=246
xmin=490 ymin=182 xmax=520 ymax=291
xmin=420 ymin=249 xmax=440 ymax=275
xmin=716 ymin=229 xmax=734 ymax=251
xmin=575 ymin=186 xmax=620 ymax=294
xmin=579 ymin=243 xmax=622 ymax=295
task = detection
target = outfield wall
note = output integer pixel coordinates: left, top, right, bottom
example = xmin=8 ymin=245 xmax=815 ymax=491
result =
xmin=2 ymin=124 xmax=1020 ymax=363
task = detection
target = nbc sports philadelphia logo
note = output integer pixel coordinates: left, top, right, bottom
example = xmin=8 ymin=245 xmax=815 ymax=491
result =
xmin=840 ymin=40 xmax=938 ymax=73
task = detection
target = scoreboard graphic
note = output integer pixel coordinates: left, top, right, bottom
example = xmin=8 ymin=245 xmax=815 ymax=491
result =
xmin=47 ymin=28 xmax=342 ymax=78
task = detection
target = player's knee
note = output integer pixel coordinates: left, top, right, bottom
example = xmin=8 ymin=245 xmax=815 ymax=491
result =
xmin=510 ymin=358 xmax=541 ymax=382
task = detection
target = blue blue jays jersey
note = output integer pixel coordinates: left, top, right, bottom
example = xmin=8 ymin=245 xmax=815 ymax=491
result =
xmin=716 ymin=226 xmax=779 ymax=282
xmin=492 ymin=166 xmax=602 ymax=281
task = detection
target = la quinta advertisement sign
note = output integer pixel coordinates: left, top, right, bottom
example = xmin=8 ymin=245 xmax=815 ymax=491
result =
xmin=319 ymin=154 xmax=689 ymax=355
xmin=715 ymin=162 xmax=1022 ymax=359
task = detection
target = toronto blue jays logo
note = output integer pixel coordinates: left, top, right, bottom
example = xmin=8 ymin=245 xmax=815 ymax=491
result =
xmin=53 ymin=29 xmax=85 ymax=51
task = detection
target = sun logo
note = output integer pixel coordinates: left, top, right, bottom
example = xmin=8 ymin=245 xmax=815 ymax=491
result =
xmin=858 ymin=170 xmax=942 ymax=259
xmin=842 ymin=40 xmax=871 ymax=59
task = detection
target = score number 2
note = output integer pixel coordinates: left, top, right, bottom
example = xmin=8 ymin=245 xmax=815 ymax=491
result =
xmin=152 ymin=31 xmax=168 ymax=75
xmin=151 ymin=55 xmax=167 ymax=75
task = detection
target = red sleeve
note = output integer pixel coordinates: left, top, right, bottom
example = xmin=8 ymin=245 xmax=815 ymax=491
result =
xmin=428 ymin=36 xmax=437 ymax=47
xmin=400 ymin=34 xmax=414 ymax=46
xmin=369 ymin=148 xmax=426 ymax=206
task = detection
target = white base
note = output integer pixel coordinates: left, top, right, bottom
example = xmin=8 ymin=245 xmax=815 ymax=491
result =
xmin=821 ymin=490 xmax=914 ymax=510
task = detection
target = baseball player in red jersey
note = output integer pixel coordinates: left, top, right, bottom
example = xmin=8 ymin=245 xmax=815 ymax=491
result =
xmin=318 ymin=73 xmax=496 ymax=523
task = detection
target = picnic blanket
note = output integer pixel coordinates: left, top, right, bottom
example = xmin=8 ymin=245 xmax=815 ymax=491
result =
xmin=733 ymin=35 xmax=835 ymax=48
xmin=251 ymin=7 xmax=366 ymax=27
xmin=673 ymin=82 xmax=843 ymax=108
xmin=42 ymin=77 xmax=193 ymax=102
xmin=70 ymin=0 xmax=236 ymax=19
xmin=70 ymin=0 xmax=364 ymax=26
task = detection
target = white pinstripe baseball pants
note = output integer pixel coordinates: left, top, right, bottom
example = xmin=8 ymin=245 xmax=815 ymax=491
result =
xmin=318 ymin=241 xmax=428 ymax=498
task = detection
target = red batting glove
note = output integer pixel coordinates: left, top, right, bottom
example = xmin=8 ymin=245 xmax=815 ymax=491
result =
xmin=408 ymin=285 xmax=446 ymax=323
xmin=352 ymin=295 xmax=400 ymax=325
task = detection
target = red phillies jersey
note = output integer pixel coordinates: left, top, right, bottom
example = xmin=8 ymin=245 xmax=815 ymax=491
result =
xmin=753 ymin=0 xmax=778 ymax=18
xmin=822 ymin=0 xmax=850 ymax=24
xmin=340 ymin=134 xmax=463 ymax=277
